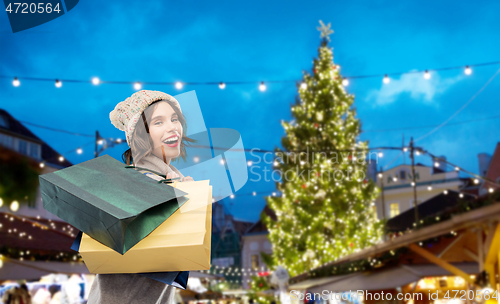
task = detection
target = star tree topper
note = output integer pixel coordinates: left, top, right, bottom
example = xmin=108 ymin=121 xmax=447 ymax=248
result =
xmin=317 ymin=20 xmax=334 ymax=42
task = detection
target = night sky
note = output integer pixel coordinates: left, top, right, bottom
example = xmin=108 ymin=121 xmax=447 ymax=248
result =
xmin=1 ymin=0 xmax=500 ymax=222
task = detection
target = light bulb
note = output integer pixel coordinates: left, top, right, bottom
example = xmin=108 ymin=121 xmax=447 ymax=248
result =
xmin=39 ymin=162 xmax=45 ymax=168
xmin=342 ymin=78 xmax=349 ymax=86
xmin=59 ymin=156 xmax=64 ymax=162
xmin=12 ymin=77 xmax=20 ymax=87
xmin=116 ymin=138 xmax=122 ymax=143
xmin=464 ymin=66 xmax=472 ymax=75
xmin=55 ymin=79 xmax=62 ymax=88
xmin=455 ymin=167 xmax=459 ymax=171
xmin=259 ymin=82 xmax=266 ymax=91
xmin=489 ymin=188 xmax=494 ymax=193
xmin=230 ymin=194 xmax=235 ymax=199
xmin=427 ymin=186 xmax=432 ymax=191
xmin=76 ymin=148 xmax=83 ymax=154
xmin=194 ymin=156 xmax=199 ymax=163
xmin=0 ymin=198 xmax=2 ymax=207
xmin=383 ymin=75 xmax=390 ymax=84
xmin=219 ymin=82 xmax=226 ymax=89
xmin=444 ymin=190 xmax=448 ymax=195
xmin=92 ymin=77 xmax=100 ymax=85
xmin=424 ymin=70 xmax=431 ymax=79
xmin=134 ymin=82 xmax=142 ymax=90
xmin=247 ymin=161 xmax=252 ymax=166
xmin=474 ymin=179 xmax=479 ymax=184
xmin=253 ymin=192 xmax=256 ymax=196
xmin=434 ymin=162 xmax=439 ymax=167
xmin=175 ymin=82 xmax=183 ymax=89
xmin=378 ymin=152 xmax=383 ymax=158
xmin=300 ymin=82 xmax=307 ymax=90
xmin=10 ymin=201 xmax=19 ymax=212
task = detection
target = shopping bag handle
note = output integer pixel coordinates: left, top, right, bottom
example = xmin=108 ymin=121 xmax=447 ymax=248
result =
xmin=125 ymin=165 xmax=181 ymax=184
xmin=125 ymin=165 xmax=166 ymax=177
xmin=157 ymin=177 xmax=182 ymax=184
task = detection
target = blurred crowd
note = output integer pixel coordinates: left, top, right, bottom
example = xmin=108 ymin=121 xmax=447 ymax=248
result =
xmin=1 ymin=281 xmax=84 ymax=304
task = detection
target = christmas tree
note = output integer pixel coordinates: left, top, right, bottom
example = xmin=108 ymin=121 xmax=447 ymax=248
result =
xmin=263 ymin=21 xmax=384 ymax=277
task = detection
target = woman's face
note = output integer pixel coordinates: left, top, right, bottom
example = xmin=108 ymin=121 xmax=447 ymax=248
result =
xmin=149 ymin=101 xmax=182 ymax=163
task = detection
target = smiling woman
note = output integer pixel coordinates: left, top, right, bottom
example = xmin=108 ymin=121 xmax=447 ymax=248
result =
xmin=118 ymin=92 xmax=196 ymax=181
xmin=148 ymin=102 xmax=184 ymax=162
xmin=88 ymin=90 xmax=197 ymax=304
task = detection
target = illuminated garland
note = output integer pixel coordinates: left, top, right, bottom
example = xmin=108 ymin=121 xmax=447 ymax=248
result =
xmin=3 ymin=61 xmax=500 ymax=90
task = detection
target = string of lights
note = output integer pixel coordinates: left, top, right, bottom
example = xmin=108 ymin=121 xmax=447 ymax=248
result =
xmin=19 ymin=120 xmax=95 ymax=137
xmin=39 ymin=140 xmax=95 ymax=168
xmin=10 ymin=119 xmax=497 ymax=203
xmin=0 ymin=211 xmax=77 ymax=238
xmin=200 ymin=264 xmax=271 ymax=276
xmin=3 ymin=61 xmax=500 ymax=90
xmin=31 ymin=140 xmax=499 ymax=200
xmin=415 ymin=67 xmax=500 ymax=142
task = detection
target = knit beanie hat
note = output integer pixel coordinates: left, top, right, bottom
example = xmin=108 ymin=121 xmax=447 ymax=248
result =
xmin=110 ymin=90 xmax=182 ymax=146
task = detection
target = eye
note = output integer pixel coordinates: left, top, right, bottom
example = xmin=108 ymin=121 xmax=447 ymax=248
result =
xmin=172 ymin=117 xmax=179 ymax=123
xmin=154 ymin=121 xmax=162 ymax=126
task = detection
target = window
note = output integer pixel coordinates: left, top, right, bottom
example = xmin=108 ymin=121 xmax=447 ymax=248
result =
xmin=389 ymin=203 xmax=400 ymax=218
xmin=29 ymin=142 xmax=40 ymax=159
xmin=439 ymin=279 xmax=448 ymax=288
xmin=400 ymin=170 xmax=406 ymax=180
xmin=0 ymin=133 xmax=13 ymax=149
xmin=27 ymin=196 xmax=37 ymax=208
xmin=0 ymin=115 xmax=7 ymax=128
xmin=251 ymin=254 xmax=260 ymax=270
xmin=18 ymin=139 xmax=27 ymax=155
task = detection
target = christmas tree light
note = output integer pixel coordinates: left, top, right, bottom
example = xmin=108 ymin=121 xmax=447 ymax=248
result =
xmin=262 ymin=24 xmax=383 ymax=277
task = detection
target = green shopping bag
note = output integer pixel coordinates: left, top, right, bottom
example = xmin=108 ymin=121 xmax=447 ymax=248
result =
xmin=39 ymin=154 xmax=188 ymax=255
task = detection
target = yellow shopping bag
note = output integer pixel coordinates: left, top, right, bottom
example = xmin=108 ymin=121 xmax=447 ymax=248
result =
xmin=78 ymin=180 xmax=212 ymax=273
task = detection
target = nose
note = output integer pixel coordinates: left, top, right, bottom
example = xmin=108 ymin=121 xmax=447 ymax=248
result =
xmin=165 ymin=121 xmax=178 ymax=134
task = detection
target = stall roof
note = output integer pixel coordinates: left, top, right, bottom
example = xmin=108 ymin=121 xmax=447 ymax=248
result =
xmin=0 ymin=258 xmax=88 ymax=281
xmin=293 ymin=202 xmax=500 ymax=282
xmin=289 ymin=274 xmax=356 ymax=290
xmin=304 ymin=262 xmax=478 ymax=293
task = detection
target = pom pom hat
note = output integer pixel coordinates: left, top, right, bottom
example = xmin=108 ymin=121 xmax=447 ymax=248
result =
xmin=110 ymin=90 xmax=182 ymax=146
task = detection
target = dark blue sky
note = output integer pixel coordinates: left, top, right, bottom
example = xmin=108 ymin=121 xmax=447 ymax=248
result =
xmin=1 ymin=0 xmax=500 ymax=222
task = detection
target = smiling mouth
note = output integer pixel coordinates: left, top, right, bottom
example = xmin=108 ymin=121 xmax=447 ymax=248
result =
xmin=163 ymin=135 xmax=179 ymax=147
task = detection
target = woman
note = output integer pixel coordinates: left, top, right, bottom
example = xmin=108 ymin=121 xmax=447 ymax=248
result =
xmin=87 ymin=90 xmax=195 ymax=304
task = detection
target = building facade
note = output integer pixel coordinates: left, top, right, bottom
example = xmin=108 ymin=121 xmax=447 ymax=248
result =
xmin=241 ymin=205 xmax=275 ymax=289
xmin=479 ymin=142 xmax=500 ymax=196
xmin=0 ymin=109 xmax=72 ymax=220
xmin=375 ymin=163 xmax=466 ymax=219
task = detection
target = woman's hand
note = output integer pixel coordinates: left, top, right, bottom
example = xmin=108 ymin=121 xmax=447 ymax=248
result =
xmin=181 ymin=176 xmax=194 ymax=182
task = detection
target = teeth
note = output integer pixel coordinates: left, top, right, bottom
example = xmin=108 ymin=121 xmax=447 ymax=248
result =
xmin=164 ymin=136 xmax=179 ymax=144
